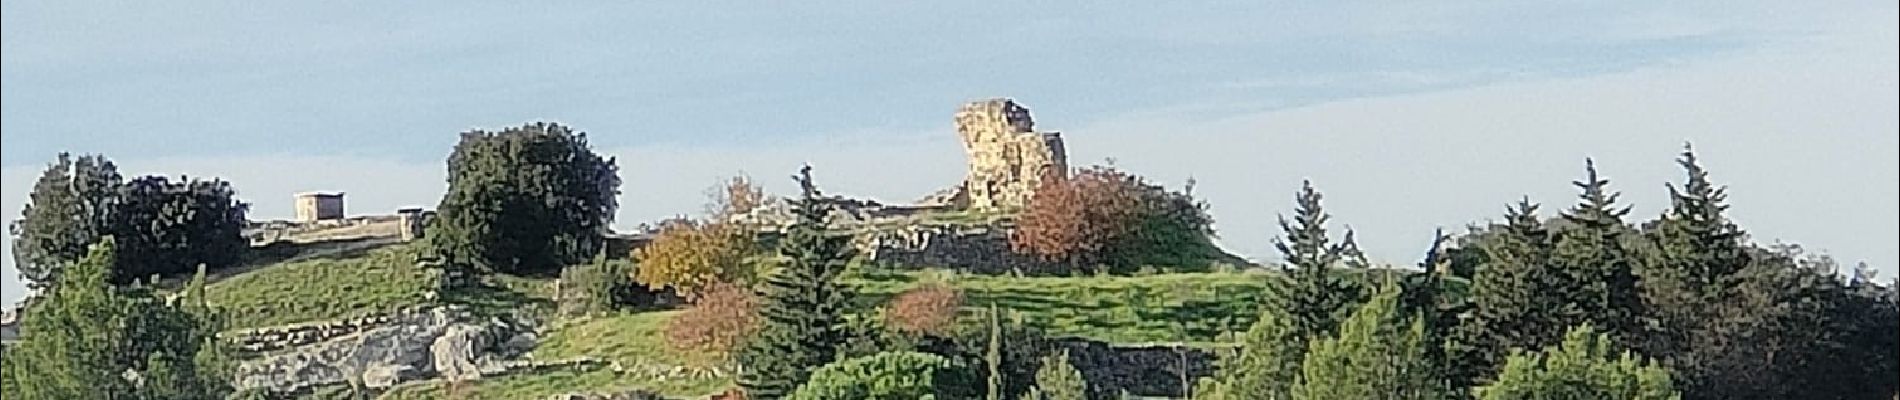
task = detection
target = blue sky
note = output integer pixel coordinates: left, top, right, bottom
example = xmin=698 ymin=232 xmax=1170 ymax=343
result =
xmin=3 ymin=1 xmax=1895 ymax=305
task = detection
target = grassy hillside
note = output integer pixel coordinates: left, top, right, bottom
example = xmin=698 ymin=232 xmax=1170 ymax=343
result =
xmin=853 ymin=268 xmax=1276 ymax=345
xmin=210 ymin=242 xmax=1298 ymax=399
xmin=207 ymin=243 xmax=436 ymax=330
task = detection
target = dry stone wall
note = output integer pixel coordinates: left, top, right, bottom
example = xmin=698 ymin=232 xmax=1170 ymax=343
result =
xmin=1055 ymin=339 xmax=1217 ymax=399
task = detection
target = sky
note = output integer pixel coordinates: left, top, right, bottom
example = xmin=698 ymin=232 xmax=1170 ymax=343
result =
xmin=2 ymin=1 xmax=1895 ymax=306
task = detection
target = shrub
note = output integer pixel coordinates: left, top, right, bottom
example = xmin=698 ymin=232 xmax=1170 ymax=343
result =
xmin=785 ymin=351 xmax=975 ymax=400
xmin=887 ymin=283 xmax=965 ymax=337
xmin=665 ymin=282 xmax=762 ymax=357
xmin=633 ymin=219 xmax=756 ymax=300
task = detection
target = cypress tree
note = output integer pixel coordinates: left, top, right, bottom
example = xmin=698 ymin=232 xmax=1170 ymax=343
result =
xmin=985 ymin=304 xmax=1004 ymax=400
xmin=736 ymin=166 xmax=858 ymax=400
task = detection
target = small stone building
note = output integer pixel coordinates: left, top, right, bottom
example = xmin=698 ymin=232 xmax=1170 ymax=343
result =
xmin=294 ymin=191 xmax=346 ymax=222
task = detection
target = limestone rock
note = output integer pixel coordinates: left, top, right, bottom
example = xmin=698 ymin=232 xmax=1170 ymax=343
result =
xmin=955 ymin=98 xmax=1067 ymax=210
xmin=232 ymin=306 xmax=518 ymax=394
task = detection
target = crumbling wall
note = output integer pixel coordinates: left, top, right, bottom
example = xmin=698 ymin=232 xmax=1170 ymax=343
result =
xmin=955 ymin=99 xmax=1068 ymax=211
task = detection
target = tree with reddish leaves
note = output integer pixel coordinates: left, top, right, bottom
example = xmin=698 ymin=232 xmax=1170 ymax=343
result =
xmin=885 ymin=283 xmax=965 ymax=337
xmin=665 ymin=281 xmax=763 ymax=360
xmin=1011 ymin=165 xmax=1213 ymax=274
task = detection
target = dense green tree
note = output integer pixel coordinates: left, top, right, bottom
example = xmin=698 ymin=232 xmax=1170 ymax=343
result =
xmin=736 ymin=166 xmax=859 ymax=400
xmin=428 ymin=122 xmax=621 ymax=275
xmin=10 ymin=153 xmax=122 ymax=289
xmin=0 ymin=238 xmax=232 ymax=400
xmin=1634 ymin=144 xmax=1755 ymax=396
xmin=1191 ymin=308 xmax=1301 ymax=400
xmin=1549 ymin=159 xmax=1645 ymax=347
xmin=985 ymin=304 xmax=1005 ymax=400
xmin=786 ymin=351 xmax=975 ymax=400
xmin=1476 ymin=325 xmax=1678 ymax=400
xmin=1448 ymin=199 xmax=1561 ymax=388
xmin=11 ymin=154 xmax=248 ymax=287
xmin=1290 ymin=279 xmax=1440 ymax=400
xmin=110 ymin=176 xmax=249 ymax=283
xmin=1270 ymin=180 xmax=1368 ymax=338
xmin=1026 ymin=349 xmax=1088 ymax=400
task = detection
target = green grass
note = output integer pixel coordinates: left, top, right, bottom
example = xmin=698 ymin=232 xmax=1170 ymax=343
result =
xmin=377 ymin=311 xmax=731 ymax=400
xmin=207 ymin=243 xmax=436 ymax=330
xmin=851 ymin=268 xmax=1279 ymax=345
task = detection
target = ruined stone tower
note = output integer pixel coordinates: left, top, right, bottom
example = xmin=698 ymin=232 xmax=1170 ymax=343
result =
xmin=954 ymin=98 xmax=1068 ymax=210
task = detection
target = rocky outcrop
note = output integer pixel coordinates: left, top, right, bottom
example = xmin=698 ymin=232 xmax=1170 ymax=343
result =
xmin=955 ymin=98 xmax=1067 ymax=211
xmin=232 ymin=306 xmax=539 ymax=394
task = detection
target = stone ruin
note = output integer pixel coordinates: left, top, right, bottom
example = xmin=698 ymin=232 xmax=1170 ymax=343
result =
xmin=928 ymin=98 xmax=1069 ymax=210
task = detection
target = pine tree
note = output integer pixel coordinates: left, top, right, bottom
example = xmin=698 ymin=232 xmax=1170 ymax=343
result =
xmin=1448 ymin=199 xmax=1561 ymax=388
xmin=1290 ymin=279 xmax=1440 ymax=400
xmin=1271 ymin=180 xmax=1367 ymax=338
xmin=1030 ymin=349 xmax=1088 ymax=400
xmin=736 ymin=166 xmax=858 ymax=400
xmin=1477 ymin=325 xmax=1678 ymax=400
xmin=1 ymin=238 xmax=232 ymax=399
xmin=1638 ymin=143 xmax=1755 ymax=395
xmin=1550 ymin=159 xmax=1644 ymax=346
xmin=1192 ymin=308 xmax=1302 ymax=400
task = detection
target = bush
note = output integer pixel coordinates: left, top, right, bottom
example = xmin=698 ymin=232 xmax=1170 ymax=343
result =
xmin=1477 ymin=325 xmax=1678 ymax=400
xmin=785 ymin=351 xmax=976 ymax=400
xmin=665 ymin=282 xmax=762 ymax=357
xmin=886 ymin=283 xmax=965 ymax=337
xmin=633 ymin=219 xmax=757 ymax=300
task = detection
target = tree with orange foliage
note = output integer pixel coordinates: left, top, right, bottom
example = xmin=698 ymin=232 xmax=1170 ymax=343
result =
xmin=885 ymin=283 xmax=966 ymax=337
xmin=632 ymin=219 xmax=754 ymax=300
xmin=1011 ymin=166 xmax=1145 ymax=273
xmin=1012 ymin=165 xmax=1215 ymax=274
xmin=665 ymin=281 xmax=763 ymax=358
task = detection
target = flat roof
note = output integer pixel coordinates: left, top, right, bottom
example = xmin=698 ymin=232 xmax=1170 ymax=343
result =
xmin=295 ymin=191 xmax=346 ymax=197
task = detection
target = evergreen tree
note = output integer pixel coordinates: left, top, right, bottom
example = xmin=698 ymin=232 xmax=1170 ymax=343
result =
xmin=736 ymin=166 xmax=858 ymax=400
xmin=1270 ymin=180 xmax=1367 ymax=338
xmin=1191 ymin=307 xmax=1302 ymax=400
xmin=10 ymin=153 xmax=121 ymax=289
xmin=985 ymin=304 xmax=1005 ymax=400
xmin=1636 ymin=143 xmax=1756 ymax=396
xmin=110 ymin=176 xmax=249 ymax=283
xmin=1290 ymin=279 xmax=1440 ymax=400
xmin=1448 ymin=199 xmax=1561 ymax=389
xmin=428 ymin=122 xmax=621 ymax=275
xmin=1549 ymin=159 xmax=1644 ymax=346
xmin=1477 ymin=325 xmax=1678 ymax=400
xmin=0 ymin=238 xmax=232 ymax=400
xmin=1028 ymin=349 xmax=1088 ymax=400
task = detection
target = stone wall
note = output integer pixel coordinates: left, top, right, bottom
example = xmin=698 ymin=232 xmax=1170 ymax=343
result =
xmin=955 ymin=98 xmax=1068 ymax=211
xmin=1055 ymin=339 xmax=1218 ymax=399
xmin=855 ymin=223 xmax=1054 ymax=274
